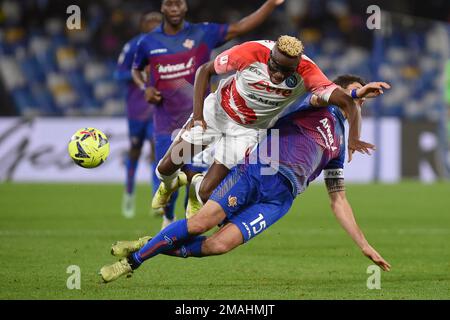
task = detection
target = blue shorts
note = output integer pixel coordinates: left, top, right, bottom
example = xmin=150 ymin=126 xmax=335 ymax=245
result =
xmin=128 ymin=118 xmax=154 ymax=148
xmin=210 ymin=164 xmax=294 ymax=242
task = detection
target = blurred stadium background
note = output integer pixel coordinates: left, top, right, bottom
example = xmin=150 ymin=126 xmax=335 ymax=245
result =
xmin=0 ymin=0 xmax=449 ymax=182
xmin=0 ymin=0 xmax=450 ymax=300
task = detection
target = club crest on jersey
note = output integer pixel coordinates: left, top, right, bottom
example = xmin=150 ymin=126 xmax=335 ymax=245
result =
xmin=183 ymin=39 xmax=195 ymax=49
xmin=285 ymin=75 xmax=298 ymax=88
xmin=228 ymin=195 xmax=238 ymax=207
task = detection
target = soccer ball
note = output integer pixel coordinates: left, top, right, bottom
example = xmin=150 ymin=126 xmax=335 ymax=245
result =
xmin=68 ymin=127 xmax=110 ymax=168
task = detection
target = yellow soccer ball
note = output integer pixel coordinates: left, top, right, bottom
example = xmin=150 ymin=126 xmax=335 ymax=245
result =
xmin=68 ymin=127 xmax=110 ymax=168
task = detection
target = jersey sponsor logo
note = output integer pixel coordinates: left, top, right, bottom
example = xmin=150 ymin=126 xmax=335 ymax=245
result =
xmin=150 ymin=48 xmax=168 ymax=54
xmin=285 ymin=75 xmax=298 ymax=88
xmin=248 ymin=94 xmax=281 ymax=107
xmin=248 ymin=80 xmax=293 ymax=97
xmin=157 ymin=57 xmax=195 ymax=80
xmin=317 ymin=117 xmax=337 ymax=152
xmin=228 ymin=195 xmax=238 ymax=207
xmin=183 ymin=39 xmax=195 ymax=49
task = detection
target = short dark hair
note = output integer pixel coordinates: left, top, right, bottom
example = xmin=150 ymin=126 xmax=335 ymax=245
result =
xmin=332 ymin=74 xmax=366 ymax=89
xmin=141 ymin=11 xmax=163 ymax=24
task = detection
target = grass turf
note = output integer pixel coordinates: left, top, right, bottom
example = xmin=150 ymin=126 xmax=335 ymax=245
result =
xmin=0 ymin=182 xmax=449 ymax=299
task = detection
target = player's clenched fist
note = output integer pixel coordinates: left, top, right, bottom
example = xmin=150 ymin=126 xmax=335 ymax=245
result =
xmin=187 ymin=117 xmax=207 ymax=131
xmin=144 ymin=86 xmax=162 ymax=104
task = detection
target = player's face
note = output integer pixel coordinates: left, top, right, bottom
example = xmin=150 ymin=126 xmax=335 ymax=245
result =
xmin=267 ymin=48 xmax=300 ymax=85
xmin=346 ymin=82 xmax=365 ymax=107
xmin=161 ymin=0 xmax=187 ymax=26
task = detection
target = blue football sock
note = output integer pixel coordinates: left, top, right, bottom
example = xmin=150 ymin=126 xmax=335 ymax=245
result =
xmin=163 ymin=190 xmax=178 ymax=220
xmin=125 ymin=157 xmax=138 ymax=194
xmin=164 ymin=236 xmax=206 ymax=258
xmin=151 ymin=160 xmax=159 ymax=196
xmin=131 ymin=219 xmax=189 ymax=268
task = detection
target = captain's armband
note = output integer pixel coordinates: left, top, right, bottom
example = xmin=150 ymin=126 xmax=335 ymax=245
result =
xmin=324 ymin=169 xmax=345 ymax=193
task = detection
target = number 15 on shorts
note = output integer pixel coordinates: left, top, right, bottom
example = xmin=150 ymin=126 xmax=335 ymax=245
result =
xmin=241 ymin=213 xmax=267 ymax=240
xmin=250 ymin=214 xmax=266 ymax=236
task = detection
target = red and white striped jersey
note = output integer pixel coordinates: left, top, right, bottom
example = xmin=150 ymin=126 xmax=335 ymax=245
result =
xmin=213 ymin=40 xmax=338 ymax=128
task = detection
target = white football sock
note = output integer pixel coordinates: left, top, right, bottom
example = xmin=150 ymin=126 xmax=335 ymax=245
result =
xmin=155 ymin=166 xmax=179 ymax=189
xmin=192 ymin=174 xmax=205 ymax=205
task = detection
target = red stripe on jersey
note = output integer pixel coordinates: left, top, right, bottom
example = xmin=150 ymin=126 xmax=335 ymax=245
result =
xmin=220 ymin=79 xmax=257 ymax=125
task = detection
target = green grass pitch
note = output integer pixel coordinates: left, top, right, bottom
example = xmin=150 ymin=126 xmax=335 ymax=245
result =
xmin=0 ymin=182 xmax=449 ymax=299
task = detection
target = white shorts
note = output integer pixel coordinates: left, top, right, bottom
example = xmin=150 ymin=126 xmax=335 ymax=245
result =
xmin=181 ymin=93 xmax=263 ymax=169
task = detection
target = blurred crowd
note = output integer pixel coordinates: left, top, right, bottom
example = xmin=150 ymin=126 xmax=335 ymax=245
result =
xmin=0 ymin=0 xmax=449 ymax=121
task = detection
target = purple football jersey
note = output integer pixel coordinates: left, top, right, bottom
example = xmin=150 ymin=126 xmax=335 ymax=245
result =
xmin=133 ymin=22 xmax=228 ymax=135
xmin=116 ymin=33 xmax=153 ymax=121
xmin=256 ymin=105 xmax=346 ymax=195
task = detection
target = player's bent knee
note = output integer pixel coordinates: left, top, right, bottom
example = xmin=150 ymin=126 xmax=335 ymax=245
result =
xmin=187 ymin=217 xmax=211 ymax=235
xmin=204 ymin=239 xmax=231 ymax=255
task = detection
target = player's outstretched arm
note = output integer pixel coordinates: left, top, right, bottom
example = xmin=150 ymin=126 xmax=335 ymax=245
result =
xmin=325 ymin=178 xmax=391 ymax=271
xmin=328 ymin=88 xmax=375 ymax=162
xmin=225 ymin=0 xmax=285 ymax=41
xmin=189 ymin=61 xmax=217 ymax=131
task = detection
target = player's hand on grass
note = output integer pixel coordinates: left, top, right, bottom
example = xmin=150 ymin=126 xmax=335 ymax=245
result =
xmin=356 ymin=82 xmax=391 ymax=99
xmin=362 ymin=245 xmax=391 ymax=271
xmin=187 ymin=117 xmax=207 ymax=131
xmin=347 ymin=139 xmax=376 ymax=162
xmin=144 ymin=87 xmax=162 ymax=104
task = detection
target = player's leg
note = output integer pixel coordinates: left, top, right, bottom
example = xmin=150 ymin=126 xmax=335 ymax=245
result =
xmin=137 ymin=172 xmax=294 ymax=260
xmin=152 ymin=128 xmax=211 ymax=212
xmin=162 ymin=222 xmax=243 ymax=258
xmin=153 ymin=134 xmax=183 ymax=226
xmin=153 ymin=94 xmax=222 ymax=210
xmin=100 ymin=200 xmax=227 ymax=282
xmin=147 ymin=161 xmax=249 ymax=258
xmin=122 ymin=119 xmax=146 ymax=218
xmin=162 ymin=172 xmax=295 ymax=260
xmin=200 ymin=222 xmax=244 ymax=256
xmin=146 ymin=119 xmax=159 ymax=200
xmin=186 ymin=160 xmax=229 ymax=218
xmin=101 ymin=164 xmax=254 ymax=282
xmin=109 ymin=200 xmax=226 ymax=260
xmin=186 ymin=122 xmax=260 ymax=217
xmin=133 ymin=201 xmax=226 ymax=264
